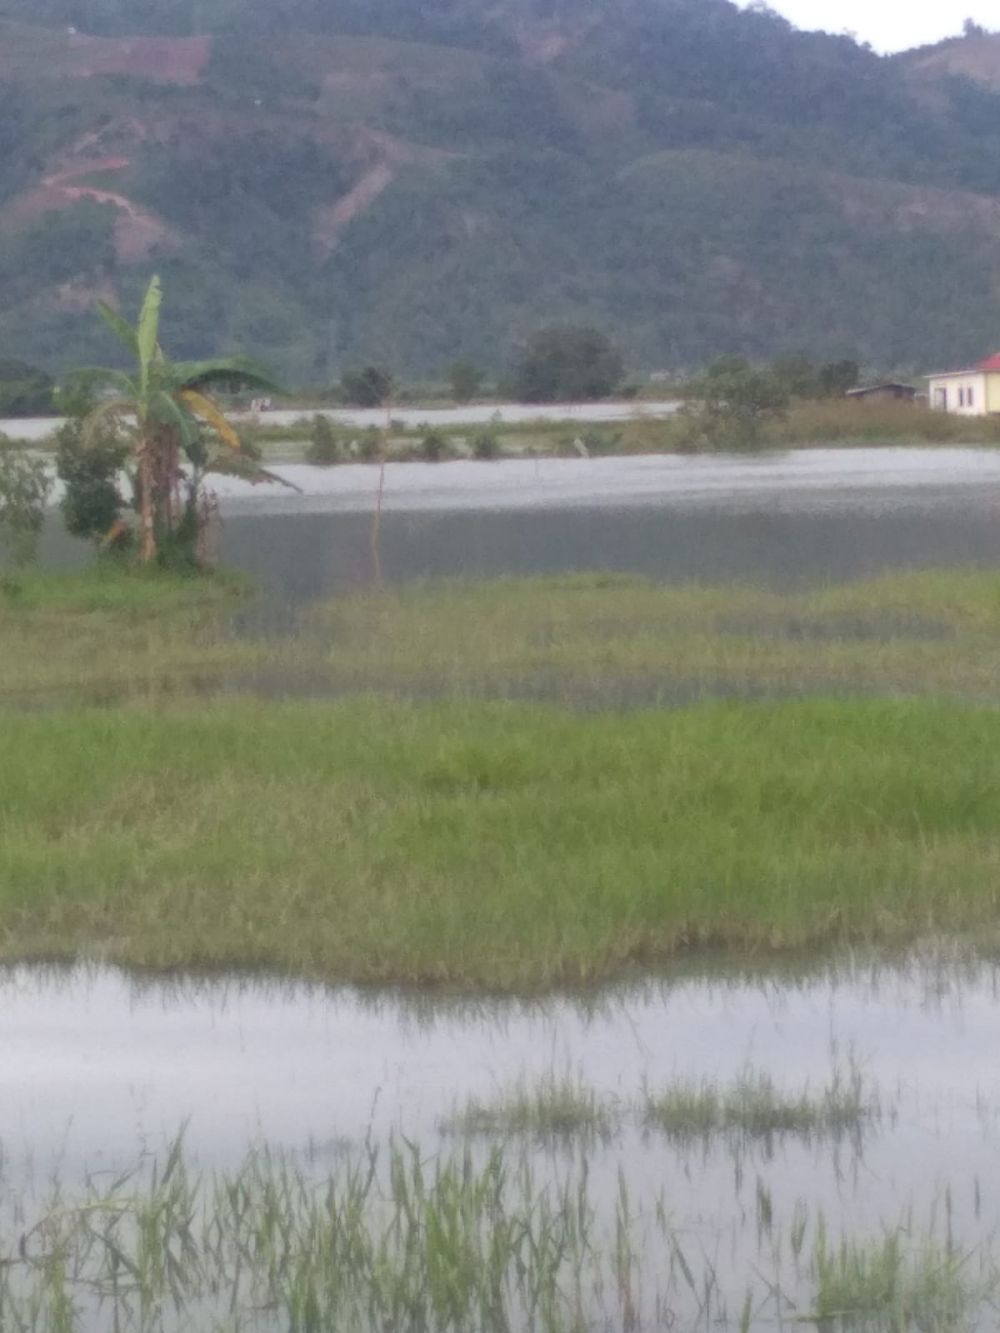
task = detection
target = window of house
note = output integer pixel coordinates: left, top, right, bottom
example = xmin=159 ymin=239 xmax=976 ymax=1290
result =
xmin=968 ymin=387 xmax=975 ymax=408
xmin=959 ymin=387 xmax=966 ymax=407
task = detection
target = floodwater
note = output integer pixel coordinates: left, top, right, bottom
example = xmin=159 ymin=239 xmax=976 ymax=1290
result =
xmin=3 ymin=955 xmax=1000 ymax=1322
xmin=206 ymin=448 xmax=1000 ymax=601
xmin=16 ymin=447 xmax=1000 ymax=1325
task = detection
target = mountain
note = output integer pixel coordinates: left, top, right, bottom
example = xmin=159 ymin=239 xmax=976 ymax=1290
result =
xmin=0 ymin=0 xmax=999 ymax=382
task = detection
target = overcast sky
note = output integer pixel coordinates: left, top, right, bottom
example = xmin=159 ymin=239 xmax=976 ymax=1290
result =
xmin=739 ymin=1 xmax=997 ymax=54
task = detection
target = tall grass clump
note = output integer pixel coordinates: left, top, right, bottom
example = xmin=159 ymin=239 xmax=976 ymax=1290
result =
xmin=441 ymin=1072 xmax=618 ymax=1144
xmin=811 ymin=1221 xmax=981 ymax=1331
xmin=642 ymin=1065 xmax=875 ymax=1146
xmin=774 ymin=397 xmax=1000 ymax=446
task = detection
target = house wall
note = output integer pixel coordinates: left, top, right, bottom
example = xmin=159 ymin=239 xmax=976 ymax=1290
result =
xmin=987 ymin=374 xmax=1000 ymax=414
xmin=928 ymin=373 xmax=987 ymax=415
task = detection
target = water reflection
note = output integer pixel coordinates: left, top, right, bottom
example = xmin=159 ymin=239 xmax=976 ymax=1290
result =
xmin=1 ymin=953 xmax=998 ymax=1183
xmin=218 ymin=500 xmax=1000 ymax=604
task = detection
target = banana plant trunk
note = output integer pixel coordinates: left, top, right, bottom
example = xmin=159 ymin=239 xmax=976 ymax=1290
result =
xmin=138 ymin=436 xmax=156 ymax=564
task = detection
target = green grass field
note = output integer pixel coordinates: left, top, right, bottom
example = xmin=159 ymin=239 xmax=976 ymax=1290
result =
xmin=3 ymin=693 xmax=1000 ymax=987
xmin=4 ymin=564 xmax=1000 ymax=988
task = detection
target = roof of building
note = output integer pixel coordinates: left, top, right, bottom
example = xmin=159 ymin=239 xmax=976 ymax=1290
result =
xmin=928 ymin=353 xmax=1000 ymax=379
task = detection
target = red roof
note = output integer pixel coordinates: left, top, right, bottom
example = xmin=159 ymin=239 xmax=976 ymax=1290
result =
xmin=978 ymin=354 xmax=1000 ymax=372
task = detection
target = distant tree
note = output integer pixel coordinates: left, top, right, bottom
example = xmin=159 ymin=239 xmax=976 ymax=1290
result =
xmin=817 ymin=358 xmax=861 ymax=397
xmin=0 ymin=360 xmax=55 ymax=417
xmin=448 ymin=360 xmax=485 ymax=403
xmin=770 ymin=355 xmax=818 ymax=399
xmin=511 ymin=326 xmax=625 ymax=403
xmin=340 ymin=366 xmax=395 ymax=408
xmin=685 ymin=357 xmax=789 ymax=447
xmin=963 ymin=18 xmax=986 ymax=38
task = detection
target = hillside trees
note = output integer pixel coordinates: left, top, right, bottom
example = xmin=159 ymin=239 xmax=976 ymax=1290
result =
xmin=339 ymin=366 xmax=395 ymax=407
xmin=448 ymin=361 xmax=485 ymax=402
xmin=0 ymin=361 xmax=55 ymax=416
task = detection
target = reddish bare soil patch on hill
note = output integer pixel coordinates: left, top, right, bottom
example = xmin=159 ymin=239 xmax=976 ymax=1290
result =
xmin=10 ymin=156 xmax=175 ymax=262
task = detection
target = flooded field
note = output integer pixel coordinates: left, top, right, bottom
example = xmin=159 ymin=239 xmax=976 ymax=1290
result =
xmin=2 ymin=955 xmax=1000 ymax=1328
xmin=210 ymin=449 xmax=1000 ymax=601
xmin=10 ymin=449 xmax=1000 ymax=1328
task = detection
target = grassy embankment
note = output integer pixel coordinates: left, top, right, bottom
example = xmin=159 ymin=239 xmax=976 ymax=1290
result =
xmin=233 ymin=398 xmax=1000 ymax=463
xmin=4 ymin=566 xmax=1000 ymax=987
xmin=21 ymin=397 xmax=1000 ymax=461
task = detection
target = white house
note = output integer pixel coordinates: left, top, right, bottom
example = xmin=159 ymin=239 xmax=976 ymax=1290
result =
xmin=926 ymin=354 xmax=1000 ymax=416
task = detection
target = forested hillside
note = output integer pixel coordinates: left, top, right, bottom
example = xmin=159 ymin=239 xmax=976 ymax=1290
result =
xmin=0 ymin=0 xmax=998 ymax=381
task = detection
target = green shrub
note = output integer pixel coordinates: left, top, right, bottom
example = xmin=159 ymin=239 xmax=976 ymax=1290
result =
xmin=473 ymin=430 xmax=501 ymax=460
xmin=0 ymin=442 xmax=52 ymax=567
xmin=356 ymin=427 xmax=383 ymax=462
xmin=305 ymin=413 xmax=341 ymax=465
xmin=55 ymin=418 xmax=129 ymax=544
xmin=420 ymin=430 xmax=448 ymax=462
xmin=683 ymin=357 xmax=790 ymax=449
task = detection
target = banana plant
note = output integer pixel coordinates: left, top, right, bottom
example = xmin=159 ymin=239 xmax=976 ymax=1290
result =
xmin=82 ymin=275 xmax=282 ymax=564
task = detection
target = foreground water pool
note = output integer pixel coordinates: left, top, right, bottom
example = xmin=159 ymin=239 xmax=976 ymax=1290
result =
xmin=3 ymin=954 xmax=999 ymax=1328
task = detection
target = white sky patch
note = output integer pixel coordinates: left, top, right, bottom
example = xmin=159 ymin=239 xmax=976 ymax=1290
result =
xmin=739 ymin=0 xmax=997 ymax=54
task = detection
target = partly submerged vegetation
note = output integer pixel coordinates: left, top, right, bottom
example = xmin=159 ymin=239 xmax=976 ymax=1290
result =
xmin=0 ymin=564 xmax=255 ymax=702
xmin=301 ymin=567 xmax=1000 ymax=703
xmin=0 ymin=1134 xmax=991 ymax=1333
xmin=641 ymin=1066 xmax=875 ymax=1145
xmin=5 ymin=564 xmax=1000 ymax=985
xmin=441 ymin=1072 xmax=618 ymax=1144
xmin=441 ymin=1066 xmax=874 ymax=1146
xmin=4 ymin=564 xmax=1000 ymax=985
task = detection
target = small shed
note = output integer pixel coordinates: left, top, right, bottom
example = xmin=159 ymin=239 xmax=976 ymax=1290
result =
xmin=845 ymin=383 xmax=917 ymax=403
